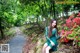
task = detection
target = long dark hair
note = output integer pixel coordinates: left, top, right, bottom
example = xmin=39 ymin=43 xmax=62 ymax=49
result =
xmin=48 ymin=19 xmax=58 ymax=37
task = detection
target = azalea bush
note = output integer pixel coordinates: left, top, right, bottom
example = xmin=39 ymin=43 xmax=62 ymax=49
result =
xmin=60 ymin=14 xmax=80 ymax=47
xmin=73 ymin=18 xmax=80 ymax=26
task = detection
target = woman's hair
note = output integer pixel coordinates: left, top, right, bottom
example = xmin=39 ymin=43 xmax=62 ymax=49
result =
xmin=48 ymin=19 xmax=58 ymax=37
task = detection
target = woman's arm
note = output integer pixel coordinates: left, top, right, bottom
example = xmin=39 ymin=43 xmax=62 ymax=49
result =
xmin=52 ymin=28 xmax=61 ymax=40
xmin=45 ymin=27 xmax=52 ymax=41
xmin=45 ymin=27 xmax=56 ymax=45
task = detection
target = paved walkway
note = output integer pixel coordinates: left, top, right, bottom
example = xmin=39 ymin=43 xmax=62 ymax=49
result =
xmin=1 ymin=27 xmax=26 ymax=53
xmin=8 ymin=34 xmax=26 ymax=53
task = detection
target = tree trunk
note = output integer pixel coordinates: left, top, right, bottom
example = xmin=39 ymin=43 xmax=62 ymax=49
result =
xmin=65 ymin=11 xmax=68 ymax=18
xmin=50 ymin=0 xmax=56 ymax=19
xmin=53 ymin=0 xmax=56 ymax=19
xmin=0 ymin=18 xmax=5 ymax=39
xmin=0 ymin=29 xmax=4 ymax=39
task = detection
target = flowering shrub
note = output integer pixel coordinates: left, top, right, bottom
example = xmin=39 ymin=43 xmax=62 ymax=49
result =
xmin=66 ymin=19 xmax=75 ymax=28
xmin=67 ymin=26 xmax=80 ymax=41
xmin=72 ymin=18 xmax=80 ymax=26
xmin=60 ymin=14 xmax=80 ymax=45
xmin=60 ymin=30 xmax=72 ymax=42
xmin=66 ymin=19 xmax=72 ymax=28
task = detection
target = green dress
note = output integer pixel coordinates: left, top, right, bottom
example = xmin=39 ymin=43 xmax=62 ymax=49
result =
xmin=45 ymin=27 xmax=60 ymax=51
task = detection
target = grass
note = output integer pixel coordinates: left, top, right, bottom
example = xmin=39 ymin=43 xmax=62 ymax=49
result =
xmin=0 ymin=27 xmax=16 ymax=44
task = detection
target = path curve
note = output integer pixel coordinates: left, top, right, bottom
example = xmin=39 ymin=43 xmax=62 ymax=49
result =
xmin=8 ymin=27 xmax=26 ymax=53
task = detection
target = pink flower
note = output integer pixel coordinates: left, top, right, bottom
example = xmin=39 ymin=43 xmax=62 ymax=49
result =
xmin=77 ymin=13 xmax=80 ymax=17
xmin=66 ymin=19 xmax=73 ymax=28
xmin=61 ymin=30 xmax=65 ymax=35
xmin=65 ymin=31 xmax=72 ymax=36
xmin=73 ymin=18 xmax=80 ymax=25
xmin=69 ymin=15 xmax=74 ymax=19
xmin=63 ymin=24 xmax=66 ymax=27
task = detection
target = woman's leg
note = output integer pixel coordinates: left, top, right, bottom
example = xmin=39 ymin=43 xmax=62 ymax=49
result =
xmin=42 ymin=43 xmax=48 ymax=53
xmin=46 ymin=42 xmax=55 ymax=53
xmin=45 ymin=46 xmax=51 ymax=53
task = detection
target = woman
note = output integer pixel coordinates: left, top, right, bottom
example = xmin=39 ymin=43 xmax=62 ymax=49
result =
xmin=42 ymin=19 xmax=61 ymax=53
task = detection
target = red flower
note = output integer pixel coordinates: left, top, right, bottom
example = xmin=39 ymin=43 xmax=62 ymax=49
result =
xmin=65 ymin=31 xmax=72 ymax=36
xmin=60 ymin=37 xmax=69 ymax=43
xmin=61 ymin=30 xmax=65 ymax=35
xmin=63 ymin=24 xmax=66 ymax=27
xmin=66 ymin=19 xmax=73 ymax=28
xmin=73 ymin=18 xmax=80 ymax=25
xmin=77 ymin=13 xmax=80 ymax=17
xmin=64 ymin=37 xmax=69 ymax=42
xmin=69 ymin=15 xmax=74 ymax=19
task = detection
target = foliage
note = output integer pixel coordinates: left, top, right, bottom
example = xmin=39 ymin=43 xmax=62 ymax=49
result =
xmin=0 ymin=0 xmax=80 ymax=39
xmin=60 ymin=13 xmax=80 ymax=46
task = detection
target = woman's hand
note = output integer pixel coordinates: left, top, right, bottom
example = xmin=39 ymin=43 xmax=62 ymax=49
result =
xmin=46 ymin=36 xmax=55 ymax=46
xmin=60 ymin=32 xmax=62 ymax=37
xmin=50 ymin=41 xmax=55 ymax=46
xmin=59 ymin=32 xmax=66 ymax=38
xmin=61 ymin=35 xmax=66 ymax=38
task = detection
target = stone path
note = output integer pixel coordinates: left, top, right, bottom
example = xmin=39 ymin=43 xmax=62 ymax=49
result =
xmin=1 ymin=27 xmax=26 ymax=53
